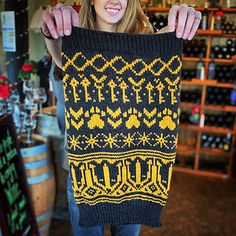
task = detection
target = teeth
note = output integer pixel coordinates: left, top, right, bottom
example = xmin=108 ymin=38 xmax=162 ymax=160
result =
xmin=106 ymin=8 xmax=119 ymax=13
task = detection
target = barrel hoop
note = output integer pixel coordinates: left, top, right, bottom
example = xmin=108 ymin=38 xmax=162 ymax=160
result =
xmin=38 ymin=222 xmax=51 ymax=233
xmin=21 ymin=143 xmax=48 ymax=157
xmin=27 ymin=171 xmax=53 ymax=185
xmin=36 ymin=209 xmax=53 ymax=223
xmin=24 ymin=158 xmax=50 ymax=170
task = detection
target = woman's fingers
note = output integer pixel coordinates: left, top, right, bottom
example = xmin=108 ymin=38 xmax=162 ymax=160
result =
xmin=168 ymin=5 xmax=180 ymax=32
xmin=41 ymin=3 xmax=79 ymax=39
xmin=182 ymin=7 xmax=196 ymax=39
xmin=168 ymin=4 xmax=201 ymax=40
xmin=42 ymin=10 xmax=59 ymax=39
xmin=61 ymin=7 xmax=72 ymax=35
xmin=188 ymin=11 xmax=202 ymax=40
xmin=52 ymin=8 xmax=64 ymax=37
xmin=176 ymin=4 xmax=189 ymax=38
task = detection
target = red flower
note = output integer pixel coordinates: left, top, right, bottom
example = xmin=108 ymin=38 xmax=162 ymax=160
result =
xmin=0 ymin=76 xmax=7 ymax=81
xmin=22 ymin=64 xmax=33 ymax=72
xmin=72 ymin=4 xmax=80 ymax=13
xmin=0 ymin=85 xmax=11 ymax=99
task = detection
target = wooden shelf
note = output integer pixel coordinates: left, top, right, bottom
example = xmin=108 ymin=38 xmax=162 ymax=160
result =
xmin=183 ymin=57 xmax=209 ymax=62
xmin=177 ymin=144 xmax=196 ymax=153
xmin=147 ymin=6 xmax=236 ymax=179
xmin=179 ymin=124 xmax=235 ymax=134
xmin=147 ymin=7 xmax=236 ymax=13
xmin=214 ymin=58 xmax=234 ymax=63
xmin=197 ymin=29 xmax=223 ymax=35
xmin=181 ymin=102 xmax=200 ymax=108
xmin=204 ymin=105 xmax=236 ymax=112
xmin=200 ymin=125 xmax=234 ymax=134
xmin=173 ymin=166 xmax=229 ymax=179
xmin=197 ymin=30 xmax=236 ymax=37
xmin=182 ymin=79 xmax=234 ymax=88
xmin=183 ymin=57 xmax=233 ymax=63
xmin=200 ymin=148 xmax=231 ymax=155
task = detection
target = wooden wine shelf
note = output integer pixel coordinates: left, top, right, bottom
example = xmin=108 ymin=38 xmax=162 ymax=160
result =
xmin=173 ymin=166 xmax=229 ymax=179
xmin=179 ymin=124 xmax=235 ymax=134
xmin=181 ymin=102 xmax=200 ymax=109
xmin=147 ymin=7 xmax=236 ymax=13
xmin=177 ymin=144 xmax=196 ymax=154
xmin=183 ymin=57 xmax=234 ymax=63
xmin=200 ymin=148 xmax=231 ymax=155
xmin=197 ymin=30 xmax=236 ymax=37
xmin=204 ymin=105 xmax=236 ymax=112
xmin=146 ymin=6 xmax=236 ymax=178
xmin=182 ymin=79 xmax=234 ymax=88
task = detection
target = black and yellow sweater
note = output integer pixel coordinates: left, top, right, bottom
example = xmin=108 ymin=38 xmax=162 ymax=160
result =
xmin=62 ymin=27 xmax=183 ymax=227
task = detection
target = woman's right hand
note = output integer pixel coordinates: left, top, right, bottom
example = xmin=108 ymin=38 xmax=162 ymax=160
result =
xmin=41 ymin=3 xmax=79 ymax=40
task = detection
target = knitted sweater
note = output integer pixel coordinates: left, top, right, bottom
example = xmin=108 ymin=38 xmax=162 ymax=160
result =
xmin=62 ymin=27 xmax=183 ymax=227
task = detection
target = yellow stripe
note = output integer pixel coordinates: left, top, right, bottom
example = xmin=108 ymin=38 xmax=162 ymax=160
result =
xmin=68 ymin=149 xmax=176 ymax=159
xmin=74 ymin=194 xmax=166 ymax=206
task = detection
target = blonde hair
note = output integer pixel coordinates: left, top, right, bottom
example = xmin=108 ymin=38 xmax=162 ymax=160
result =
xmin=79 ymin=0 xmax=154 ymax=34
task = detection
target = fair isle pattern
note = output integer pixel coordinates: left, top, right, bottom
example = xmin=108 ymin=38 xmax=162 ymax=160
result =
xmin=62 ymin=27 xmax=183 ymax=227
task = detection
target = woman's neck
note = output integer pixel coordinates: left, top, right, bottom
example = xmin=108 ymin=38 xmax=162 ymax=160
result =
xmin=95 ymin=21 xmax=116 ymax=32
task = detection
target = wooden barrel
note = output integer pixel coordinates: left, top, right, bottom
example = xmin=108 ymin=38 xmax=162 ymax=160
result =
xmin=20 ymin=134 xmax=56 ymax=236
xmin=37 ymin=107 xmax=69 ymax=220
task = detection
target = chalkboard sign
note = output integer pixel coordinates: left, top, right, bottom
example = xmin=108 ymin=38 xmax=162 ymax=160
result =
xmin=0 ymin=115 xmax=39 ymax=236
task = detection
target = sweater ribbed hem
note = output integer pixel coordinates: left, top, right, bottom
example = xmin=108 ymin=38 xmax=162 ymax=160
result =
xmin=78 ymin=199 xmax=163 ymax=228
xmin=62 ymin=26 xmax=183 ymax=56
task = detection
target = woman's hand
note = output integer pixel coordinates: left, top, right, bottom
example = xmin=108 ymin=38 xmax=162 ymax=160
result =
xmin=157 ymin=4 xmax=201 ymax=40
xmin=41 ymin=3 xmax=79 ymax=39
xmin=168 ymin=4 xmax=201 ymax=40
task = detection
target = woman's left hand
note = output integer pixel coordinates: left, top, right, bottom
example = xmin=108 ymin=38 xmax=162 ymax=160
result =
xmin=167 ymin=4 xmax=202 ymax=40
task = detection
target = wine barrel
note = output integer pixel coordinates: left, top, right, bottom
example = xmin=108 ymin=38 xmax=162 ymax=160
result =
xmin=36 ymin=107 xmax=69 ymax=220
xmin=20 ymin=134 xmax=56 ymax=236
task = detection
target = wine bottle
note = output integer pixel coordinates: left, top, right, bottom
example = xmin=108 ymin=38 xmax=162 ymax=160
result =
xmin=196 ymin=54 xmax=205 ymax=80
xmin=201 ymin=9 xmax=208 ymax=30
xmin=215 ymin=9 xmax=223 ymax=30
xmin=208 ymin=54 xmax=216 ymax=80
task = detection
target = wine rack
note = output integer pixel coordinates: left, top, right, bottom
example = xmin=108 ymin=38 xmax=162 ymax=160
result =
xmin=147 ymin=6 xmax=236 ymax=178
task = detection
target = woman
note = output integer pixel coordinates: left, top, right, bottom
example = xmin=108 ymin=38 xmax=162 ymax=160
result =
xmin=41 ymin=1 xmax=201 ymax=236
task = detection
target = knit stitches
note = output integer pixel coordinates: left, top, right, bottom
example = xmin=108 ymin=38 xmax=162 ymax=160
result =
xmin=62 ymin=27 xmax=183 ymax=227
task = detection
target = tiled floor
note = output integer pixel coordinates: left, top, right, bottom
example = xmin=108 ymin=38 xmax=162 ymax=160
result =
xmin=49 ymin=171 xmax=236 ymax=236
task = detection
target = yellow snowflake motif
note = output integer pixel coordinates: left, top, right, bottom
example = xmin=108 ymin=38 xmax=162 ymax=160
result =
xmin=154 ymin=133 xmax=169 ymax=149
xmin=84 ymin=134 xmax=100 ymax=149
xmin=171 ymin=134 xmax=178 ymax=149
xmin=68 ymin=134 xmax=81 ymax=151
xmin=121 ymin=133 xmax=136 ymax=148
xmin=103 ymin=133 xmax=118 ymax=148
xmin=138 ymin=132 xmax=151 ymax=146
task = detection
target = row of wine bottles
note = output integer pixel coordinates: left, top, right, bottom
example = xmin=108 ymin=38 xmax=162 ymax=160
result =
xmin=181 ymin=90 xmax=201 ymax=104
xmin=149 ymin=14 xmax=167 ymax=31
xmin=181 ymin=87 xmax=236 ymax=106
xmin=180 ymin=111 xmax=235 ymax=129
xmin=183 ymin=39 xmax=207 ymax=58
xmin=182 ymin=65 xmax=235 ymax=83
xmin=212 ymin=41 xmax=236 ymax=59
xmin=221 ymin=16 xmax=236 ymax=34
xmin=201 ymin=9 xmax=236 ymax=34
xmin=201 ymin=133 xmax=232 ymax=151
xmin=205 ymin=113 xmax=235 ymax=129
xmin=215 ymin=65 xmax=235 ymax=83
xmin=206 ymin=87 xmax=233 ymax=105
xmin=183 ymin=38 xmax=236 ymax=59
